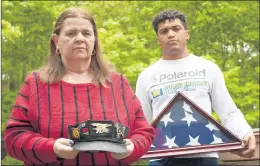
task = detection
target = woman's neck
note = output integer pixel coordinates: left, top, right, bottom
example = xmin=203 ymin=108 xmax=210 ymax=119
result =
xmin=62 ymin=67 xmax=93 ymax=84
xmin=61 ymin=59 xmax=94 ymax=84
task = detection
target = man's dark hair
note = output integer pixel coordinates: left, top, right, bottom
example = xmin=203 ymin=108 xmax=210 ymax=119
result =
xmin=152 ymin=9 xmax=187 ymax=34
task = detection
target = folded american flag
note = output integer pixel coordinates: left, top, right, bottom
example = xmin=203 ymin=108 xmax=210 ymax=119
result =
xmin=141 ymin=92 xmax=243 ymax=159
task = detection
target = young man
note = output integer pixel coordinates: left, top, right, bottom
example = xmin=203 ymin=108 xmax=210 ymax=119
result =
xmin=135 ymin=9 xmax=256 ymax=166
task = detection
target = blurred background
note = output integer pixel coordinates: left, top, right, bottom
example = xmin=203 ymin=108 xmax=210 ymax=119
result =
xmin=1 ymin=1 xmax=259 ymax=165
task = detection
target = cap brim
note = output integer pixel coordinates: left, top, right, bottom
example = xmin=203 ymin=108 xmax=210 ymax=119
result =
xmin=72 ymin=141 xmax=127 ymax=153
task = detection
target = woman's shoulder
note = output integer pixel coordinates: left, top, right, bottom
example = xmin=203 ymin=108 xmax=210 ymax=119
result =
xmin=23 ymin=71 xmax=41 ymax=84
xmin=110 ymin=72 xmax=129 ymax=82
xmin=110 ymin=72 xmax=122 ymax=80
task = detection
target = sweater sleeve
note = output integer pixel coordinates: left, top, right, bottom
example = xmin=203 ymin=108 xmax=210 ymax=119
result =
xmin=3 ymin=74 xmax=60 ymax=164
xmin=135 ymin=73 xmax=153 ymax=123
xmin=119 ymin=75 xmax=155 ymax=164
xmin=210 ymin=64 xmax=252 ymax=140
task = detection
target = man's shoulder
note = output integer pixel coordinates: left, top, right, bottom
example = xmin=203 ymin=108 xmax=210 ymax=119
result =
xmin=138 ymin=60 xmax=160 ymax=78
xmin=191 ymin=54 xmax=219 ymax=68
xmin=191 ymin=54 xmax=213 ymax=63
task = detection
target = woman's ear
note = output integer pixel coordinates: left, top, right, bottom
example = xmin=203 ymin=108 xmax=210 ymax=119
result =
xmin=52 ymin=34 xmax=59 ymax=48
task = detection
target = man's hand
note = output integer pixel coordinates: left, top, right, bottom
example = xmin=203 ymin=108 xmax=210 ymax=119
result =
xmin=53 ymin=138 xmax=79 ymax=160
xmin=111 ymin=139 xmax=134 ymax=160
xmin=233 ymin=132 xmax=256 ymax=158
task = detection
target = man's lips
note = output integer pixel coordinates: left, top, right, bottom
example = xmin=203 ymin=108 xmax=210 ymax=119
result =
xmin=168 ymin=40 xmax=178 ymax=44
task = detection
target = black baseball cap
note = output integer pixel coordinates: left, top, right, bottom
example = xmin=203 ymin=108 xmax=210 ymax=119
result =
xmin=68 ymin=120 xmax=129 ymax=153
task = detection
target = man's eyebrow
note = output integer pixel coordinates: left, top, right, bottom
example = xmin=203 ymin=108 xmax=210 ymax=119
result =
xmin=172 ymin=25 xmax=182 ymax=28
xmin=159 ymin=27 xmax=170 ymax=31
xmin=159 ymin=25 xmax=182 ymax=31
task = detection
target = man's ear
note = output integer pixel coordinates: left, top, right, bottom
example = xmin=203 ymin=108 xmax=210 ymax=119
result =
xmin=52 ymin=34 xmax=59 ymax=48
xmin=186 ymin=30 xmax=190 ymax=41
xmin=156 ymin=36 xmax=161 ymax=47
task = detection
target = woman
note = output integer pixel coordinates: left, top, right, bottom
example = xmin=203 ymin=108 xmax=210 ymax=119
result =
xmin=4 ymin=7 xmax=155 ymax=165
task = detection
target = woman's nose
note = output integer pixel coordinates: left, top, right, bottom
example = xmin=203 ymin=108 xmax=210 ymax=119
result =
xmin=74 ymin=33 xmax=85 ymax=43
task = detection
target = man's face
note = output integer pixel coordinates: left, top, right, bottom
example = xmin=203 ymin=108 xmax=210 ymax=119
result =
xmin=157 ymin=18 xmax=189 ymax=56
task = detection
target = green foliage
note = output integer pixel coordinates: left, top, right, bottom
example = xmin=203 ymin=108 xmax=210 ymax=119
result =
xmin=1 ymin=92 xmax=17 ymax=133
xmin=2 ymin=155 xmax=23 ymax=166
xmin=1 ymin=1 xmax=259 ymax=164
xmin=224 ymin=67 xmax=259 ymax=128
xmin=132 ymin=159 xmax=149 ymax=166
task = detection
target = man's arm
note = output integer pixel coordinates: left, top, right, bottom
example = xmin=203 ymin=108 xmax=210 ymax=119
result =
xmin=210 ymin=64 xmax=252 ymax=139
xmin=135 ymin=74 xmax=153 ymax=124
xmin=210 ymin=64 xmax=255 ymax=158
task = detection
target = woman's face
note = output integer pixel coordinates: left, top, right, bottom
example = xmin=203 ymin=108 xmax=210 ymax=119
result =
xmin=53 ymin=17 xmax=95 ymax=62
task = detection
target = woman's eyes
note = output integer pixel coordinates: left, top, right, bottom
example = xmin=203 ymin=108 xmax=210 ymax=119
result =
xmin=83 ymin=32 xmax=91 ymax=36
xmin=66 ymin=31 xmax=91 ymax=36
xmin=67 ymin=32 xmax=75 ymax=36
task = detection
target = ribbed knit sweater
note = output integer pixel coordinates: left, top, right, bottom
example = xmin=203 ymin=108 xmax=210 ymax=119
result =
xmin=4 ymin=72 xmax=155 ymax=165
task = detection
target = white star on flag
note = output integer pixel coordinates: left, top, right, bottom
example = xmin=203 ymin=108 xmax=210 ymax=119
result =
xmin=160 ymin=111 xmax=174 ymax=127
xmin=163 ymin=136 xmax=179 ymax=148
xmin=150 ymin=144 xmax=155 ymax=148
xmin=186 ymin=135 xmax=201 ymax=146
xmin=206 ymin=123 xmax=219 ymax=131
xmin=211 ymin=135 xmax=223 ymax=144
xmin=181 ymin=111 xmax=197 ymax=127
xmin=182 ymin=101 xmax=193 ymax=113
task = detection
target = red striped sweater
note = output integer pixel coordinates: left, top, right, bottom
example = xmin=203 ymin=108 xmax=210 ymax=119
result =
xmin=4 ymin=72 xmax=155 ymax=165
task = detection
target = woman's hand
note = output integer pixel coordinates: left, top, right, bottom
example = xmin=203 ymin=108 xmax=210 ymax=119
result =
xmin=53 ymin=138 xmax=79 ymax=160
xmin=111 ymin=139 xmax=134 ymax=160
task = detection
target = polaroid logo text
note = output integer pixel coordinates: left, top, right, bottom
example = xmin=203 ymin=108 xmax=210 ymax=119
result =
xmin=159 ymin=69 xmax=205 ymax=82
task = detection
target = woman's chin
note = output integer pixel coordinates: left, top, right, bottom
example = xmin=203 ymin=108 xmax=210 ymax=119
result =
xmin=73 ymin=53 xmax=91 ymax=60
